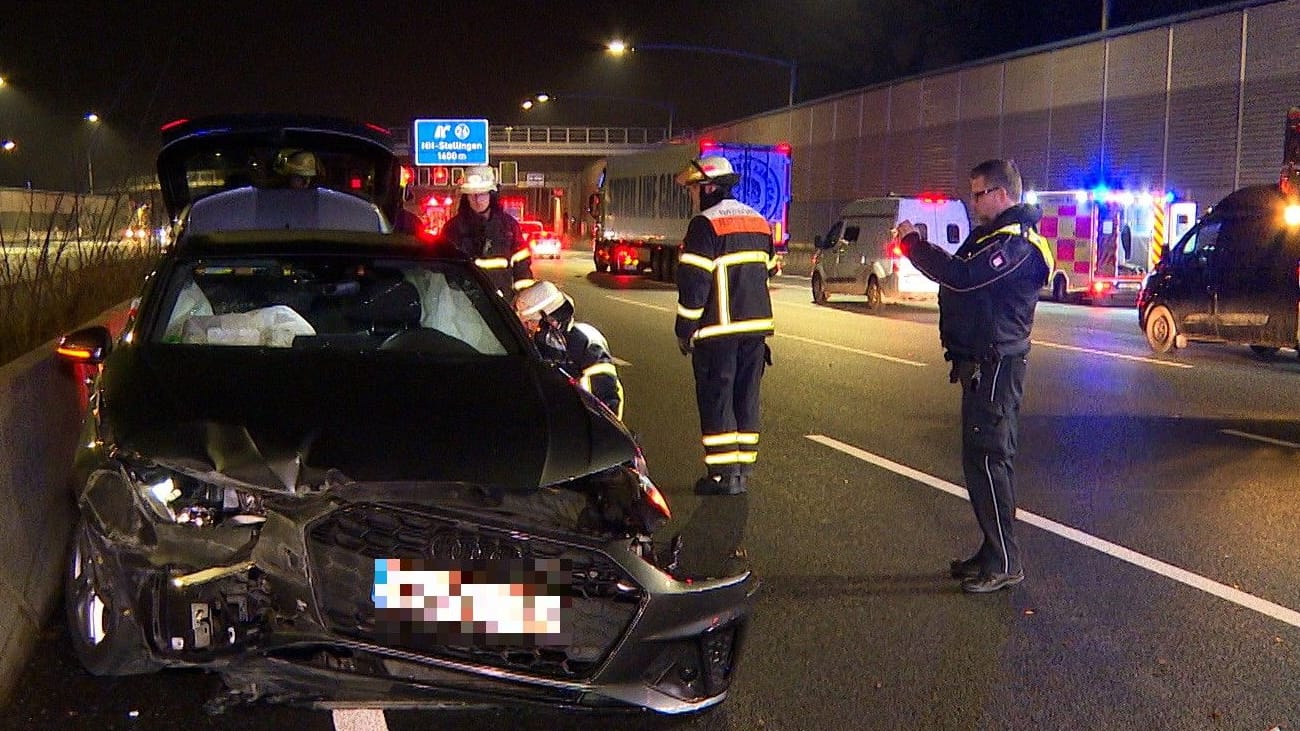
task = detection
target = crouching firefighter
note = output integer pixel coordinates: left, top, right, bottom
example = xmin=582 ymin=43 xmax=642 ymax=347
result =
xmin=515 ymin=281 xmax=624 ymax=420
xmin=674 ymin=155 xmax=776 ymax=496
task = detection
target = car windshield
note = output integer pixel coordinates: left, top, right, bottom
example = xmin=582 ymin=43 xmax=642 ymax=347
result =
xmin=154 ymin=256 xmax=519 ymax=356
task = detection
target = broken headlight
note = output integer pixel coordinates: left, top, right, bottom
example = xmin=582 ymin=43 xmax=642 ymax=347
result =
xmin=134 ymin=469 xmax=265 ymax=527
xmin=564 ymin=448 xmax=671 ymax=537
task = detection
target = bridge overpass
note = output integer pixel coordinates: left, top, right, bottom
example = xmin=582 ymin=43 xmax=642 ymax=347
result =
xmin=389 ymin=125 xmax=686 ymax=158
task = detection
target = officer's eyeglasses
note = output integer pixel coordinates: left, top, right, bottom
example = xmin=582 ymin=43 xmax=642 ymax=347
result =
xmin=971 ymin=186 xmax=1002 ymax=201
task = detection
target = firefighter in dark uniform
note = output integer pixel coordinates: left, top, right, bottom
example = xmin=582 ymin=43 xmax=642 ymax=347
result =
xmin=515 ymin=280 xmax=624 ymax=421
xmin=674 ymin=156 xmax=777 ymax=496
xmin=439 ymin=165 xmax=534 ymax=298
xmin=897 ymin=158 xmax=1054 ymax=593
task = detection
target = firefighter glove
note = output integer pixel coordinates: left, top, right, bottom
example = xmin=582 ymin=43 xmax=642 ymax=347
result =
xmin=677 ymin=337 xmax=693 ymax=356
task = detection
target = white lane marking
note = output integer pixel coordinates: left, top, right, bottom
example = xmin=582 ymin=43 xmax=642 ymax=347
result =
xmin=776 ymin=333 xmax=927 ymax=367
xmin=1031 ymin=339 xmax=1194 ymax=369
xmin=806 ymin=433 xmax=1300 ymax=629
xmin=606 ymin=294 xmax=927 ymax=366
xmin=334 ymin=709 xmax=388 ymax=731
xmin=1220 ymin=429 xmax=1300 ymax=449
xmin=606 ymin=295 xmax=673 ymax=313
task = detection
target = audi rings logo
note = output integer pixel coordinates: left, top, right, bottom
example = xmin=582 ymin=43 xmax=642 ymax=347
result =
xmin=428 ymin=529 xmax=526 ymax=562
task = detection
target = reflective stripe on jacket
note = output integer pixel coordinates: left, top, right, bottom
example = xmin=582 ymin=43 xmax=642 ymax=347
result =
xmin=674 ymin=199 xmax=776 ymax=342
xmin=442 ymin=210 xmax=533 ymax=295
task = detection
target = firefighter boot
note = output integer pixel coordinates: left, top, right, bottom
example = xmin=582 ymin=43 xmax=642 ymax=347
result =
xmin=694 ymin=474 xmax=746 ymax=496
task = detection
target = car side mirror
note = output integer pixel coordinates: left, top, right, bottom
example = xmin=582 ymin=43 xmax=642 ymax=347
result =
xmin=56 ymin=325 xmax=112 ymax=365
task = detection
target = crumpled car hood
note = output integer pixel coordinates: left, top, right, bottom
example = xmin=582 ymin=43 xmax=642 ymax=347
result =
xmin=100 ymin=346 xmax=635 ymax=492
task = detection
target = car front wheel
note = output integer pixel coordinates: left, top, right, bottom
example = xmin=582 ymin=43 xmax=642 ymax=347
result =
xmin=865 ymin=277 xmax=882 ymax=310
xmin=65 ymin=518 xmax=161 ymax=676
xmin=1143 ymin=305 xmax=1178 ymax=353
xmin=1052 ymin=274 xmax=1068 ymax=302
xmin=812 ymin=274 xmax=828 ymax=304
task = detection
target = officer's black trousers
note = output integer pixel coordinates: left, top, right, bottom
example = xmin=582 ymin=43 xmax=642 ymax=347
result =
xmin=691 ymin=336 xmax=767 ymax=477
xmin=957 ymin=355 xmax=1027 ymax=576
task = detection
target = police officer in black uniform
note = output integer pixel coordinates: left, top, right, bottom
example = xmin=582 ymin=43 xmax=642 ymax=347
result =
xmin=439 ymin=165 xmax=534 ymax=298
xmin=674 ymin=156 xmax=777 ymax=496
xmin=897 ymin=159 xmax=1054 ymax=593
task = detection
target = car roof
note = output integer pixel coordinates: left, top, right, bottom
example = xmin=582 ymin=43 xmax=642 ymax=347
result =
xmin=181 ymin=187 xmax=392 ymax=237
xmin=1209 ymin=184 xmax=1291 ymax=217
xmin=172 ymin=229 xmax=468 ymax=261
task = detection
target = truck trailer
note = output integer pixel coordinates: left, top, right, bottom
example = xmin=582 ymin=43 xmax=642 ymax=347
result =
xmin=591 ymin=139 xmax=791 ymax=281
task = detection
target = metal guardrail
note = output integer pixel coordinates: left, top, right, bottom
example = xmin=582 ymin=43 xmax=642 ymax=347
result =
xmin=491 ymin=126 xmax=676 ymax=145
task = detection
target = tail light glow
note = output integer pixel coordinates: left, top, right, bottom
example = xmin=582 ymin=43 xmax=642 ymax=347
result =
xmin=55 ymin=346 xmax=94 ymax=361
xmin=642 ymin=482 xmax=672 ymax=520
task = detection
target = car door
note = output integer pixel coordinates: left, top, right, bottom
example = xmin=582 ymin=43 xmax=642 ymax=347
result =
xmin=1212 ymin=212 xmax=1288 ymax=346
xmin=826 ymin=221 xmax=863 ymax=292
xmin=1167 ymin=219 xmax=1221 ymax=337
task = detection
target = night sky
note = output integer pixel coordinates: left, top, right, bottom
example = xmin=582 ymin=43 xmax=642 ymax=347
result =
xmin=0 ymin=0 xmax=1245 ymax=190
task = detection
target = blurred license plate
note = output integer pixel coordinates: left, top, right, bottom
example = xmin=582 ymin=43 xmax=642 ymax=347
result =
xmin=1116 ymin=282 xmax=1139 ymax=290
xmin=371 ymin=558 xmax=571 ymax=645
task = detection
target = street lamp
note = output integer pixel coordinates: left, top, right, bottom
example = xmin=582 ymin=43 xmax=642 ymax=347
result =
xmin=84 ymin=112 xmax=100 ymax=194
xmin=522 ymin=91 xmax=676 ymax=138
xmin=605 ymin=39 xmax=797 ymax=108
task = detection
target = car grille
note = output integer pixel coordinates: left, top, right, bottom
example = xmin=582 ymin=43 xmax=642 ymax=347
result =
xmin=307 ymin=503 xmax=643 ymax=681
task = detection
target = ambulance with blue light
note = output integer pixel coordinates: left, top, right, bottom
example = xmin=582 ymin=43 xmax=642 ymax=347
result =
xmin=1028 ymin=188 xmax=1197 ymax=305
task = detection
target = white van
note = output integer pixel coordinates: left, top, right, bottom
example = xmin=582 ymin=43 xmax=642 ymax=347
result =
xmin=811 ymin=196 xmax=970 ymax=307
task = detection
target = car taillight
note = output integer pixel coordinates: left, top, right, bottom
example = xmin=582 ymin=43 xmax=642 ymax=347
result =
xmin=890 ymin=243 xmax=903 ymax=256
xmin=1092 ymin=281 xmax=1111 ymax=294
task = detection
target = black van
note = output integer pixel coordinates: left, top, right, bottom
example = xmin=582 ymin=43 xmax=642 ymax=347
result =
xmin=1138 ymin=184 xmax=1300 ymax=357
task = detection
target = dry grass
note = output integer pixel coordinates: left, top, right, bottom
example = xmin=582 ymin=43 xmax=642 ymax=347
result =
xmin=0 ymin=190 xmax=162 ymax=366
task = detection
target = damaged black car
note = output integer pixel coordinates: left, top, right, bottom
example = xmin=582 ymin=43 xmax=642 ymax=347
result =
xmin=56 ymin=229 xmax=755 ymax=714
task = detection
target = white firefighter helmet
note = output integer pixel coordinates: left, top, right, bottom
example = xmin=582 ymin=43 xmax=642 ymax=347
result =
xmin=459 ymin=165 xmax=498 ymax=194
xmin=515 ymin=280 xmax=571 ymax=321
xmin=274 ymin=149 xmax=320 ymax=177
xmin=675 ymin=155 xmax=740 ymax=186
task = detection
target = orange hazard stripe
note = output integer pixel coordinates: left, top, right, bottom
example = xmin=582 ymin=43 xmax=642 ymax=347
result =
xmin=710 ymin=215 xmax=771 ymax=236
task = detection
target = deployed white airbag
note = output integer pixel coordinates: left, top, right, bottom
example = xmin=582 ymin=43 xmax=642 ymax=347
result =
xmin=181 ymin=305 xmax=315 ymax=347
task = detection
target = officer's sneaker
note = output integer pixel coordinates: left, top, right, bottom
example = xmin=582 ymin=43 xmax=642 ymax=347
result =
xmin=949 ymin=557 xmax=982 ymax=580
xmin=694 ymin=474 xmax=746 ymax=496
xmin=960 ymin=569 xmax=1025 ymax=594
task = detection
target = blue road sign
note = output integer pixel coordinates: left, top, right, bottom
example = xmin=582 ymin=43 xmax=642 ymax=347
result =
xmin=412 ymin=119 xmax=489 ymax=166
